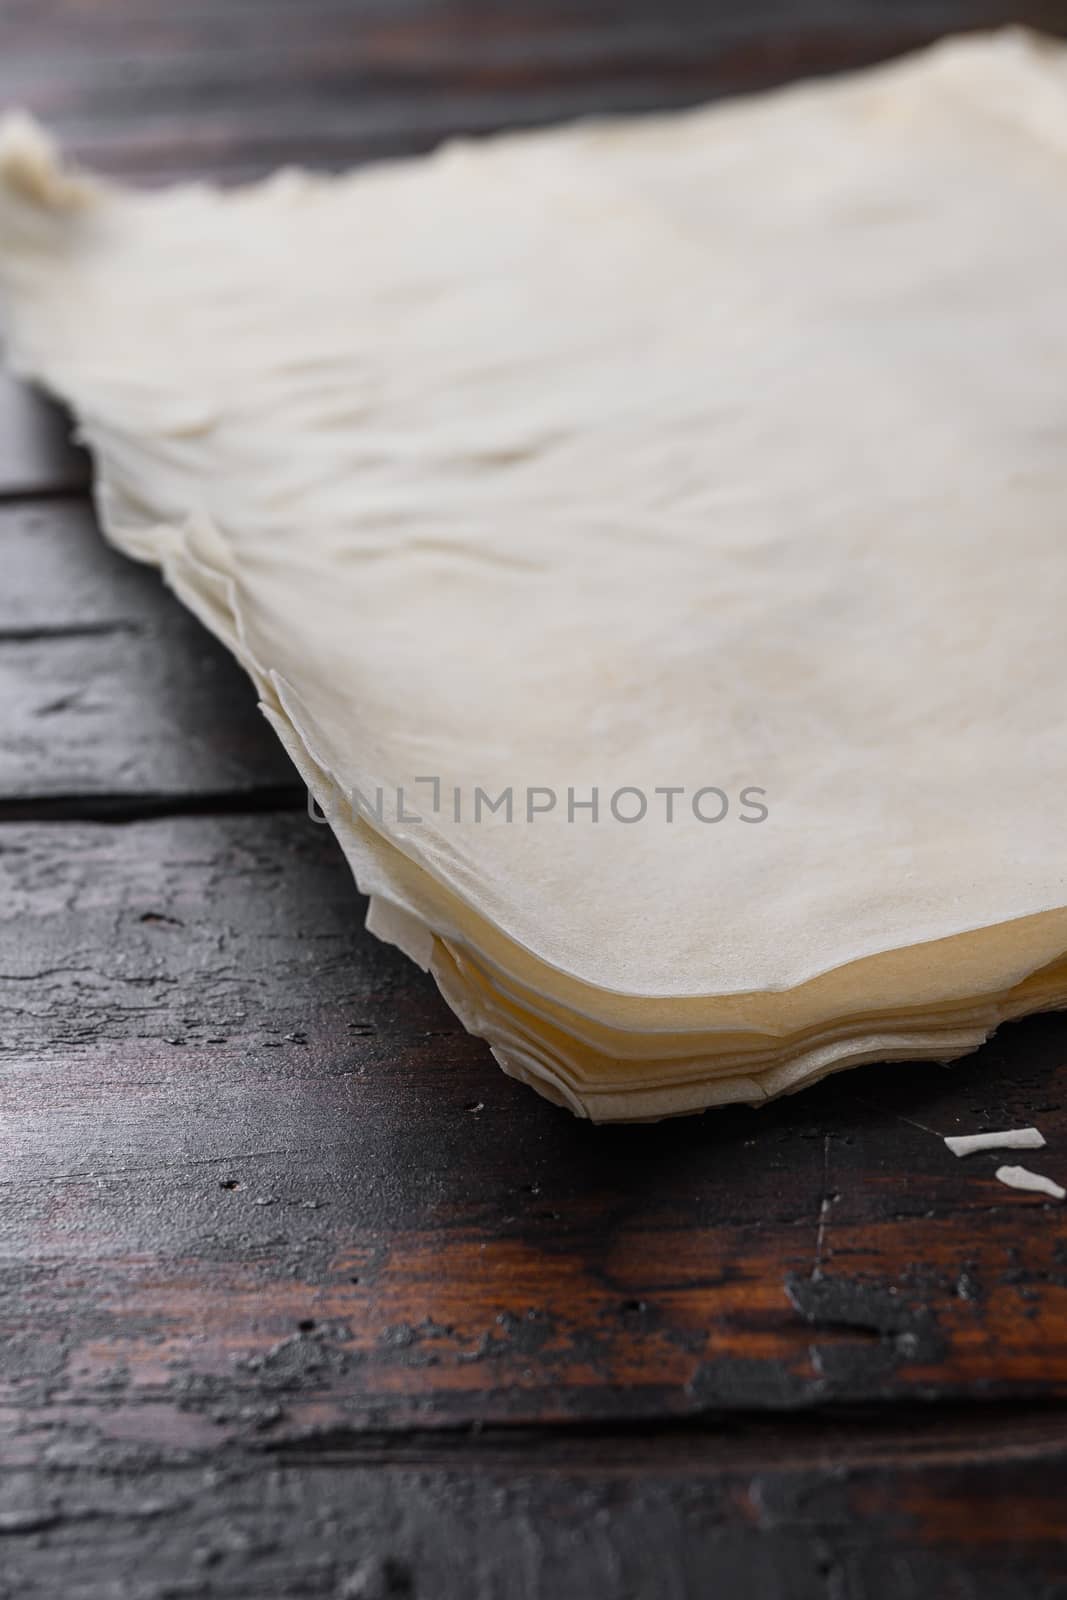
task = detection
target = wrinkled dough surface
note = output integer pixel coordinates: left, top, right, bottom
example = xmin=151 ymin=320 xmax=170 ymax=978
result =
xmin=1 ymin=27 xmax=1066 ymax=1119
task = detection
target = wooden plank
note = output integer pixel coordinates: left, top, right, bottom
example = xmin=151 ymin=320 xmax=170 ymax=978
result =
xmin=1 ymin=1414 xmax=1064 ymax=1599
xmin=0 ymin=374 xmax=88 ymax=500
xmin=3 ymin=813 xmax=1067 ymax=1451
xmin=0 ymin=499 xmax=299 ymax=803
xmin=3 ymin=6 xmax=1067 ymax=1588
xmin=0 ymin=2 xmax=1064 ymax=179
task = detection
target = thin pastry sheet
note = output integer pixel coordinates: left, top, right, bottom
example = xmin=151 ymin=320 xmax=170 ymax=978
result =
xmin=1 ymin=28 xmax=1066 ymax=1119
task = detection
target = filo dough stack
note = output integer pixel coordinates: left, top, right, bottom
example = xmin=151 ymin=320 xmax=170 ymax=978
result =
xmin=2 ymin=28 xmax=1066 ymax=1119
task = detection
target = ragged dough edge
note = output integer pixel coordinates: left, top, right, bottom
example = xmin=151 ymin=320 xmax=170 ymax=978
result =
xmin=268 ymin=691 xmax=1067 ymax=1116
xmin=269 ymin=665 xmax=1067 ymax=1040
xmin=3 ymin=53 xmax=1067 ymax=1119
xmin=2 ymin=68 xmax=1067 ymax=1004
xmin=0 ymin=113 xmax=96 ymax=224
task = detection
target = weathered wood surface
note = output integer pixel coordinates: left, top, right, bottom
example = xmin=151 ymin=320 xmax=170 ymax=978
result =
xmin=0 ymin=374 xmax=88 ymax=501
xmin=2 ymin=0 xmax=1067 ymax=180
xmin=2 ymin=1417 xmax=1066 ymax=1599
xmin=0 ymin=499 xmax=299 ymax=806
xmin=4 ymin=2 xmax=1067 ymax=1595
xmin=4 ymin=812 xmax=1067 ymax=1453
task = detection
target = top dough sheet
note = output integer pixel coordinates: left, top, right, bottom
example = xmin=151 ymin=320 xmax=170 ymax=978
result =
xmin=0 ymin=27 xmax=1065 ymax=1007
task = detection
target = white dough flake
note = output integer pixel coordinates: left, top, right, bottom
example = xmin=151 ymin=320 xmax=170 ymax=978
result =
xmin=994 ymin=1166 xmax=1066 ymax=1201
xmin=944 ymin=1128 xmax=1047 ymax=1158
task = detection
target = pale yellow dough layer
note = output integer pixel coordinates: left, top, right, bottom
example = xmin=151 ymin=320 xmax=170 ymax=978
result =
xmin=1 ymin=27 xmax=1065 ymax=1118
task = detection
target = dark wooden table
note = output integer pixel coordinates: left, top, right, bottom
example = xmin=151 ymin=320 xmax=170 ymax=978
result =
xmin=3 ymin=5 xmax=1067 ymax=1596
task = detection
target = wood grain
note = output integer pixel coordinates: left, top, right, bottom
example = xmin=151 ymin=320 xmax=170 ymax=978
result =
xmin=0 ymin=499 xmax=299 ymax=806
xmin=1 ymin=1 xmax=1066 ymax=179
xmin=4 ymin=814 xmax=1067 ymax=1587
xmin=4 ymin=814 xmax=1067 ymax=1454
xmin=0 ymin=374 xmax=88 ymax=501
xmin=2 ymin=1416 xmax=1066 ymax=1599
xmin=4 ymin=2 xmax=1067 ymax=1593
